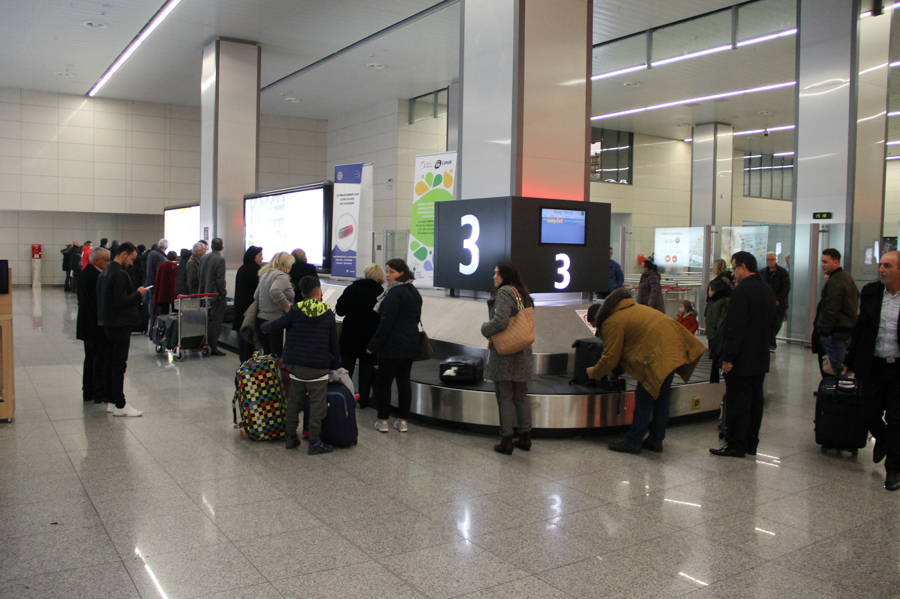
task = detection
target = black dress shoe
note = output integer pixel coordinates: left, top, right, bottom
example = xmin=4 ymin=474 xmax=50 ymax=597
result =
xmin=209 ymin=348 xmax=227 ymax=356
xmin=710 ymin=445 xmax=746 ymax=458
xmin=874 ymin=439 xmax=887 ymax=464
xmin=885 ymin=471 xmax=900 ymax=491
xmin=608 ymin=441 xmax=641 ymax=454
xmin=641 ymin=439 xmax=663 ymax=453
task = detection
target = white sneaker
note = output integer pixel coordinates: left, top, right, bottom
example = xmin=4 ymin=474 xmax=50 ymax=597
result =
xmin=375 ymin=420 xmax=390 ymax=433
xmin=394 ymin=419 xmax=408 ymax=433
xmin=113 ymin=405 xmax=143 ymax=417
xmin=106 ymin=404 xmax=116 ymax=413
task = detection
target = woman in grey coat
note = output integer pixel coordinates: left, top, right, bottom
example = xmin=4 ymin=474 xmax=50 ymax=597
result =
xmin=254 ymin=251 xmax=295 ymax=356
xmin=480 ymin=261 xmax=534 ymax=455
xmin=637 ymin=259 xmax=666 ymax=313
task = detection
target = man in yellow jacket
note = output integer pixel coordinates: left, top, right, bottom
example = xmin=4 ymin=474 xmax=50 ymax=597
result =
xmin=588 ymin=287 xmax=707 ymax=453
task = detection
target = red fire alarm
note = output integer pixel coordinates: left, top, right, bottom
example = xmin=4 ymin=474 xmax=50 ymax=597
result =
xmin=31 ymin=244 xmax=42 ymax=259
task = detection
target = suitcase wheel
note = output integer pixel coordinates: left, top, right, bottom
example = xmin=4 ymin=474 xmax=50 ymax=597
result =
xmin=173 ymin=347 xmax=184 ymax=361
xmin=202 ymin=345 xmax=211 ymax=357
xmin=155 ymin=345 xmax=164 ymax=354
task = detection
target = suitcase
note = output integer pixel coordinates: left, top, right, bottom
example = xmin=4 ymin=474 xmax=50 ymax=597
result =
xmin=232 ymin=352 xmax=287 ymax=441
xmin=815 ymin=378 xmax=867 ymax=454
xmin=320 ymin=382 xmax=358 ymax=447
xmin=439 ymin=356 xmax=484 ymax=384
xmin=151 ymin=315 xmax=179 ymax=350
xmin=571 ymin=337 xmax=604 ymax=386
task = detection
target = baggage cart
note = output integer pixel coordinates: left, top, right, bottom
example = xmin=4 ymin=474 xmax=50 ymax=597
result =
xmin=153 ymin=293 xmax=217 ymax=361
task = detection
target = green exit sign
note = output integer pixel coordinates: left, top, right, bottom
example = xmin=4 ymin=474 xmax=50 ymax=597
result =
xmin=813 ymin=212 xmax=833 ymax=220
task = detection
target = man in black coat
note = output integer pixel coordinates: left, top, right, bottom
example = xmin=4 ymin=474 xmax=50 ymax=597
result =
xmin=845 ymin=251 xmax=900 ymax=491
xmin=763 ymin=252 xmax=790 ymax=351
xmin=98 ymin=242 xmax=148 ymax=417
xmin=711 ymin=251 xmax=777 ymax=458
xmin=68 ymin=242 xmax=82 ymax=286
xmin=75 ymin=247 xmax=110 ymax=403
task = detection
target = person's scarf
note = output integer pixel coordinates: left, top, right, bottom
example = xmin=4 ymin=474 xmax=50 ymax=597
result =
xmin=373 ymin=279 xmax=413 ymax=313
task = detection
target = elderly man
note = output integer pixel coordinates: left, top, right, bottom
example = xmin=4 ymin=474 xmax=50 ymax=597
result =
xmin=588 ymin=287 xmax=706 ymax=453
xmin=75 ymin=246 xmax=110 ymax=404
xmin=199 ymin=237 xmax=227 ymax=356
xmin=762 ymin=252 xmax=791 ymax=352
xmin=186 ymin=241 xmax=207 ymax=295
xmin=846 ymin=251 xmax=900 ymax=490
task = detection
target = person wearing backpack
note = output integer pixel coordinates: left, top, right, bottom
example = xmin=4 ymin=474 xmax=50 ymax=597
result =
xmin=261 ymin=276 xmax=341 ymax=455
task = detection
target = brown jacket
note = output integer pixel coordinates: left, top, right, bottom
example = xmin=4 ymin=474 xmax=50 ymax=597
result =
xmin=590 ymin=294 xmax=706 ymax=398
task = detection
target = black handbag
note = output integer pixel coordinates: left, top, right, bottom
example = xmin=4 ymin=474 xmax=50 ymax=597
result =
xmin=415 ymin=321 xmax=435 ymax=362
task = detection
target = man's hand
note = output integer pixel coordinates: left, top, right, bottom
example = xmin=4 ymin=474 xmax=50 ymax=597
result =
xmin=776 ymin=300 xmax=780 ymax=306
xmin=586 ymin=366 xmax=595 ymax=378
xmin=722 ymin=361 xmax=733 ymax=374
xmin=366 ymin=349 xmax=373 ymax=354
xmin=137 ymin=286 xmax=148 ymax=296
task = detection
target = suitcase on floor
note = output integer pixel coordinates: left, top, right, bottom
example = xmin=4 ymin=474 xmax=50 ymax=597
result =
xmin=232 ymin=352 xmax=287 ymax=441
xmin=151 ymin=315 xmax=179 ymax=350
xmin=815 ymin=378 xmax=867 ymax=454
xmin=320 ymin=382 xmax=358 ymax=447
xmin=439 ymin=356 xmax=484 ymax=384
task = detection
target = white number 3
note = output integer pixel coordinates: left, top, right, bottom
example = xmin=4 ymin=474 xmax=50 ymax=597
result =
xmin=554 ymin=253 xmax=571 ymax=289
xmin=459 ymin=214 xmax=480 ymax=275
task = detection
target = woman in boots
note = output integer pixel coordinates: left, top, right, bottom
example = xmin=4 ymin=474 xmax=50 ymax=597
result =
xmin=481 ymin=262 xmax=534 ymax=454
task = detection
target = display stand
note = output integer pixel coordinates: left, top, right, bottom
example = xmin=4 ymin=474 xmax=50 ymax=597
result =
xmin=0 ymin=267 xmax=14 ymax=422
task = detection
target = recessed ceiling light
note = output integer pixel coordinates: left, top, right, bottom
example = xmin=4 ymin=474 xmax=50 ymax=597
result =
xmin=54 ymin=72 xmax=75 ymax=78
xmin=83 ymin=21 xmax=109 ymax=28
xmin=757 ymin=110 xmax=773 ymax=116
xmin=367 ymin=63 xmax=386 ymax=70
xmin=284 ymin=97 xmax=299 ymax=103
xmin=623 ymin=81 xmax=642 ymax=87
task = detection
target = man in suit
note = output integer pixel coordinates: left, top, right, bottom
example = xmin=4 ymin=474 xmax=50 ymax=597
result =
xmin=845 ymin=251 xmax=900 ymax=491
xmin=762 ymin=252 xmax=791 ymax=352
xmin=98 ymin=242 xmax=148 ymax=417
xmin=711 ymin=251 xmax=777 ymax=458
xmin=75 ymin=246 xmax=110 ymax=404
xmin=199 ymin=237 xmax=227 ymax=356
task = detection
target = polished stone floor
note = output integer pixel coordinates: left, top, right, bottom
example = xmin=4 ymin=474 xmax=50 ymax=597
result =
xmin=1 ymin=287 xmax=899 ymax=599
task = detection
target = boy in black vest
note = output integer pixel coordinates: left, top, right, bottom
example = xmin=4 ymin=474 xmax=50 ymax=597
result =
xmin=261 ymin=276 xmax=341 ymax=454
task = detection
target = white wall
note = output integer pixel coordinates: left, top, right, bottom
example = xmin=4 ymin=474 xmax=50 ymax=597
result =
xmin=1 ymin=211 xmax=162 ymax=285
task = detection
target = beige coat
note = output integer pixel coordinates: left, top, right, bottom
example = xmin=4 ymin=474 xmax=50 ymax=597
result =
xmin=590 ymin=297 xmax=706 ymax=398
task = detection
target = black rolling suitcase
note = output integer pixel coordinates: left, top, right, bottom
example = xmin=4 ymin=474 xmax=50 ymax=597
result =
xmin=570 ymin=337 xmax=626 ymax=391
xmin=439 ymin=356 xmax=484 ymax=384
xmin=321 ymin=382 xmax=358 ymax=447
xmin=815 ymin=378 xmax=868 ymax=454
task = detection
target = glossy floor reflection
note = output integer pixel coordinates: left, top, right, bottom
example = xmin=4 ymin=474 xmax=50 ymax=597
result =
xmin=1 ymin=287 xmax=898 ymax=599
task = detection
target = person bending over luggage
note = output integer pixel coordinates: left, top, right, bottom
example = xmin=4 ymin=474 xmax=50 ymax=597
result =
xmin=845 ymin=251 xmax=900 ymax=491
xmin=481 ymin=261 xmax=535 ymax=455
xmin=587 ymin=287 xmax=706 ymax=454
xmin=261 ymin=276 xmax=341 ymax=455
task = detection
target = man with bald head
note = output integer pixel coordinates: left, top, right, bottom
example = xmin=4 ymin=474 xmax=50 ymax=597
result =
xmin=846 ymin=251 xmax=900 ymax=491
xmin=763 ymin=252 xmax=791 ymax=352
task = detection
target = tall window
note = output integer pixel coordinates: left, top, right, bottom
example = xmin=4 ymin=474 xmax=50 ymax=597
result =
xmin=590 ymin=128 xmax=633 ymax=184
xmin=743 ymin=151 xmax=793 ymax=200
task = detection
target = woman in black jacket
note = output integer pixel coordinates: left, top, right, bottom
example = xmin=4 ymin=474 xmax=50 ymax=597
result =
xmin=174 ymin=249 xmax=192 ymax=296
xmin=233 ymin=246 xmax=263 ymax=363
xmin=335 ymin=263 xmax=384 ymax=408
xmin=367 ymin=258 xmax=422 ymax=433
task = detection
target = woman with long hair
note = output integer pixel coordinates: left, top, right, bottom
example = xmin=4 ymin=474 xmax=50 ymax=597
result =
xmin=254 ymin=251 xmax=295 ymax=356
xmin=480 ymin=261 xmax=535 ymax=454
xmin=367 ymin=258 xmax=422 ymax=433
xmin=637 ymin=259 xmax=665 ymax=313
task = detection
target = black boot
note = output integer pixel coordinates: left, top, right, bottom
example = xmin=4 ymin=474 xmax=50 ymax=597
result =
xmin=494 ymin=436 xmax=514 ymax=455
xmin=513 ymin=431 xmax=532 ymax=451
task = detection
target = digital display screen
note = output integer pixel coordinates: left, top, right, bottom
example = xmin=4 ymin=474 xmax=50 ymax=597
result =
xmin=244 ymin=188 xmax=326 ymax=266
xmin=540 ymin=208 xmax=586 ymax=245
xmin=163 ymin=205 xmax=200 ymax=254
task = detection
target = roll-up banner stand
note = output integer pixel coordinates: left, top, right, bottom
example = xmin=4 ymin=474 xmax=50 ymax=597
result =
xmin=407 ymin=151 xmax=456 ymax=288
xmin=331 ymin=163 xmax=371 ymax=279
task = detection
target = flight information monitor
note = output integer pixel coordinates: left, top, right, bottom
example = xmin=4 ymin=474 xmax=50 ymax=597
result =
xmin=540 ymin=208 xmax=586 ymax=245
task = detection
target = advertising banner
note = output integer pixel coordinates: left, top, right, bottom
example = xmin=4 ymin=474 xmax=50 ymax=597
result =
xmin=407 ymin=151 xmax=456 ymax=287
xmin=721 ymin=226 xmax=769 ymax=265
xmin=653 ymin=227 xmax=705 ymax=269
xmin=331 ymin=163 xmax=363 ymax=278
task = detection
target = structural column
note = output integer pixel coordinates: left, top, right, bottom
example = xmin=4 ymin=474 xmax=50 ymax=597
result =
xmin=457 ymin=0 xmax=591 ymax=201
xmin=200 ymin=39 xmax=260 ymax=268
xmin=788 ymin=1 xmax=891 ymax=340
xmin=690 ymin=122 xmax=734 ymax=229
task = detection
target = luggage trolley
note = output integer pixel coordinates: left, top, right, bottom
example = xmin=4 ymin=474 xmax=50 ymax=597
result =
xmin=153 ymin=293 xmax=217 ymax=361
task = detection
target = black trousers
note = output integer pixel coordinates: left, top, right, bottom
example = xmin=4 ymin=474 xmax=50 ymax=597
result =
xmin=256 ymin=319 xmax=284 ymax=357
xmin=81 ymin=337 xmax=109 ymax=402
xmin=104 ymin=326 xmax=132 ymax=409
xmin=768 ymin=306 xmax=787 ymax=348
xmin=862 ymin=360 xmax=900 ymax=473
xmin=375 ymin=356 xmax=413 ymax=420
xmin=723 ymin=373 xmax=766 ymax=453
xmin=237 ymin=336 xmax=255 ymax=364
xmin=341 ymin=351 xmax=377 ymax=405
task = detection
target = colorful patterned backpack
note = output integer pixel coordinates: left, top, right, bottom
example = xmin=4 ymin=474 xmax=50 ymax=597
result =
xmin=232 ymin=352 xmax=287 ymax=440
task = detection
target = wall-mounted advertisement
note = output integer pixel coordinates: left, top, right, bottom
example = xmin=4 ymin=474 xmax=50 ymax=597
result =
xmin=721 ymin=226 xmax=769 ymax=265
xmin=653 ymin=227 xmax=705 ymax=269
xmin=331 ymin=163 xmax=364 ymax=279
xmin=407 ymin=151 xmax=456 ymax=287
xmin=164 ymin=205 xmax=200 ymax=254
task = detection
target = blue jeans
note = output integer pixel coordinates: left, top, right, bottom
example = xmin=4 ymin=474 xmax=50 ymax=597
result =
xmin=819 ymin=335 xmax=851 ymax=377
xmin=625 ymin=371 xmax=676 ymax=448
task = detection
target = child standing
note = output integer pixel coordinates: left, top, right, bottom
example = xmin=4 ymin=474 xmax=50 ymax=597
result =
xmin=261 ymin=276 xmax=341 ymax=455
xmin=677 ymin=299 xmax=699 ymax=335
xmin=705 ymin=279 xmax=732 ymax=344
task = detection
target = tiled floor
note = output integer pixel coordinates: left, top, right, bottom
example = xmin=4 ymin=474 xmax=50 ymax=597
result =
xmin=2 ymin=287 xmax=899 ymax=599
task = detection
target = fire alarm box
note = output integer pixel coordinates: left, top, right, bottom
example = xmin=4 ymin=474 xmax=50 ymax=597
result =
xmin=31 ymin=244 xmax=42 ymax=259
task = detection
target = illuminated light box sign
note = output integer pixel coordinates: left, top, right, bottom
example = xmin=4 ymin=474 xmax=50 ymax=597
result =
xmin=164 ymin=205 xmax=200 ymax=254
xmin=653 ymin=227 xmax=705 ymax=269
xmin=434 ymin=196 xmax=610 ymax=293
xmin=721 ymin=226 xmax=768 ymax=264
